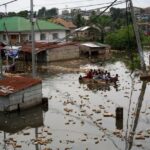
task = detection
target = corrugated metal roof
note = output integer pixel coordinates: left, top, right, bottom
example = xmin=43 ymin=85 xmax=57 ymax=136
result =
xmin=0 ymin=75 xmax=42 ymax=96
xmin=21 ymin=42 xmax=78 ymax=54
xmin=75 ymin=26 xmax=90 ymax=32
xmin=81 ymin=42 xmax=109 ymax=48
xmin=0 ymin=16 xmax=67 ymax=32
xmin=50 ymin=18 xmax=76 ymax=29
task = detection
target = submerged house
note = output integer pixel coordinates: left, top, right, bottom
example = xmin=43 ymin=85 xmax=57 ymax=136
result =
xmin=0 ymin=16 xmax=68 ymax=44
xmin=0 ymin=75 xmax=42 ymax=111
xmin=20 ymin=42 xmax=79 ymax=63
xmin=79 ymin=42 xmax=111 ymax=59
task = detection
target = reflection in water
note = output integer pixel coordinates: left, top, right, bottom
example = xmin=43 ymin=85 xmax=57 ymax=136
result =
xmin=126 ymin=81 xmax=147 ymax=150
xmin=0 ymin=106 xmax=44 ymax=133
xmin=116 ymin=107 xmax=123 ymax=130
xmin=79 ymin=80 xmax=119 ymax=92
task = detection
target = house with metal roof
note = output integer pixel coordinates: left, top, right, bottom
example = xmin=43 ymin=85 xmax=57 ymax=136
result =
xmin=0 ymin=75 xmax=42 ymax=111
xmin=79 ymin=42 xmax=111 ymax=59
xmin=74 ymin=26 xmax=101 ymax=41
xmin=0 ymin=16 xmax=68 ymax=44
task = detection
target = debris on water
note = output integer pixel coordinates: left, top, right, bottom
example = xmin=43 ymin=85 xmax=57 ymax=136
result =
xmin=103 ymin=112 xmax=113 ymax=117
xmin=23 ymin=132 xmax=30 ymax=135
xmin=64 ymin=108 xmax=73 ymax=113
xmin=95 ymin=141 xmax=99 ymax=144
xmin=136 ymin=144 xmax=142 ymax=147
xmin=135 ymin=135 xmax=145 ymax=140
xmin=14 ymin=144 xmax=22 ymax=148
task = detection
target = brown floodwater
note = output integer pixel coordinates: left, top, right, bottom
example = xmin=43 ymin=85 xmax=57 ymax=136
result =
xmin=0 ymin=52 xmax=150 ymax=150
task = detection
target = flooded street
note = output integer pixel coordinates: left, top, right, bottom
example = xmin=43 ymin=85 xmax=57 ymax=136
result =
xmin=1 ymin=52 xmax=150 ymax=150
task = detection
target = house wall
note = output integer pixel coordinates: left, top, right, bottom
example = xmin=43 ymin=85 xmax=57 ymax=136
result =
xmin=34 ymin=30 xmax=66 ymax=42
xmin=0 ymin=30 xmax=66 ymax=43
xmin=0 ymin=84 xmax=42 ymax=111
xmin=0 ymin=96 xmax=9 ymax=111
xmin=47 ymin=45 xmax=79 ymax=62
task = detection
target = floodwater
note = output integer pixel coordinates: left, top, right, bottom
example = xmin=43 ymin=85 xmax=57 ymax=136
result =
xmin=0 ymin=52 xmax=150 ymax=150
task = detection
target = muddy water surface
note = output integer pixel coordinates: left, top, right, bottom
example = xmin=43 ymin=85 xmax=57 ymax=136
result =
xmin=0 ymin=52 xmax=150 ymax=150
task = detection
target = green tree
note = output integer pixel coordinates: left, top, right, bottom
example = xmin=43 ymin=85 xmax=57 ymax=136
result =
xmin=7 ymin=12 xmax=17 ymax=17
xmin=110 ymin=7 xmax=132 ymax=30
xmin=37 ymin=7 xmax=46 ymax=18
xmin=88 ymin=15 xmax=111 ymax=43
xmin=74 ymin=13 xmax=85 ymax=28
xmin=142 ymin=35 xmax=150 ymax=46
xmin=105 ymin=25 xmax=137 ymax=50
xmin=45 ymin=8 xmax=58 ymax=18
xmin=17 ymin=10 xmax=29 ymax=18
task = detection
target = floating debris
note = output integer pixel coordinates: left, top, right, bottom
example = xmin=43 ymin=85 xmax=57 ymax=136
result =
xmin=103 ymin=112 xmax=113 ymax=117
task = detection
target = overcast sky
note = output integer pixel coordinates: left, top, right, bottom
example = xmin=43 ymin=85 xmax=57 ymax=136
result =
xmin=0 ymin=0 xmax=150 ymax=13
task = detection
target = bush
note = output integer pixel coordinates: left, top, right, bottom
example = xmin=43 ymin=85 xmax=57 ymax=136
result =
xmin=142 ymin=35 xmax=150 ymax=46
xmin=105 ymin=26 xmax=137 ymax=50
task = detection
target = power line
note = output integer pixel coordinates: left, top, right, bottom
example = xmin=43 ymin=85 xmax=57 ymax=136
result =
xmin=35 ymin=0 xmax=97 ymax=7
xmin=59 ymin=0 xmax=125 ymax=10
xmin=0 ymin=0 xmax=17 ymax=7
xmin=88 ymin=1 xmax=125 ymax=11
xmin=34 ymin=0 xmax=125 ymax=10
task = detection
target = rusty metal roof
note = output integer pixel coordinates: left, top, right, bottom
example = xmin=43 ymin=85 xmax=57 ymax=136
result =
xmin=21 ymin=42 xmax=78 ymax=54
xmin=0 ymin=75 xmax=42 ymax=96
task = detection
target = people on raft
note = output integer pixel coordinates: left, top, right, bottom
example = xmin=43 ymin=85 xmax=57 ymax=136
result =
xmin=79 ymin=69 xmax=118 ymax=84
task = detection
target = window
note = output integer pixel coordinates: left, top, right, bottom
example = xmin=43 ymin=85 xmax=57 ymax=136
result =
xmin=52 ymin=33 xmax=58 ymax=40
xmin=40 ymin=33 xmax=46 ymax=40
xmin=3 ymin=34 xmax=6 ymax=41
xmin=29 ymin=34 xmax=31 ymax=41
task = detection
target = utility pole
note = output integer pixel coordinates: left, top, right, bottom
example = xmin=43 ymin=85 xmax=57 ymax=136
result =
xmin=128 ymin=0 xmax=146 ymax=71
xmin=30 ymin=0 xmax=36 ymax=77
xmin=0 ymin=47 xmax=3 ymax=79
xmin=0 ymin=0 xmax=17 ymax=79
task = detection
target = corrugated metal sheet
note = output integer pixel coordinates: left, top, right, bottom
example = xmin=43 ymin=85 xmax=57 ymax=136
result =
xmin=81 ymin=42 xmax=110 ymax=48
xmin=21 ymin=42 xmax=78 ymax=54
xmin=75 ymin=26 xmax=90 ymax=32
xmin=0 ymin=75 xmax=42 ymax=96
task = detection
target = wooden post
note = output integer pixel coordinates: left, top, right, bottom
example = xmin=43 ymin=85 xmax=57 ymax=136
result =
xmin=116 ymin=107 xmax=123 ymax=130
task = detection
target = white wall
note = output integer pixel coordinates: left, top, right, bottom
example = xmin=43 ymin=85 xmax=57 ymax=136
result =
xmin=0 ymin=30 xmax=66 ymax=43
xmin=35 ymin=30 xmax=66 ymax=42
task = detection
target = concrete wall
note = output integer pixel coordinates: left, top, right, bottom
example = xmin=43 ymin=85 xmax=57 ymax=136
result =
xmin=0 ymin=84 xmax=42 ymax=111
xmin=0 ymin=30 xmax=66 ymax=43
xmin=0 ymin=96 xmax=9 ymax=111
xmin=35 ymin=30 xmax=66 ymax=42
xmin=46 ymin=45 xmax=79 ymax=62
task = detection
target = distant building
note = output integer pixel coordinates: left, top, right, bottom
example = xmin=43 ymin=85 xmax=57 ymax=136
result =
xmin=133 ymin=7 xmax=144 ymax=15
xmin=0 ymin=16 xmax=68 ymax=44
xmin=144 ymin=7 xmax=150 ymax=14
xmin=138 ymin=22 xmax=150 ymax=36
xmin=74 ymin=26 xmax=100 ymax=41
xmin=50 ymin=18 xmax=76 ymax=33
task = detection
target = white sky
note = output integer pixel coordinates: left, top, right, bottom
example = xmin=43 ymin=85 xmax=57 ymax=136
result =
xmin=0 ymin=0 xmax=150 ymax=13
